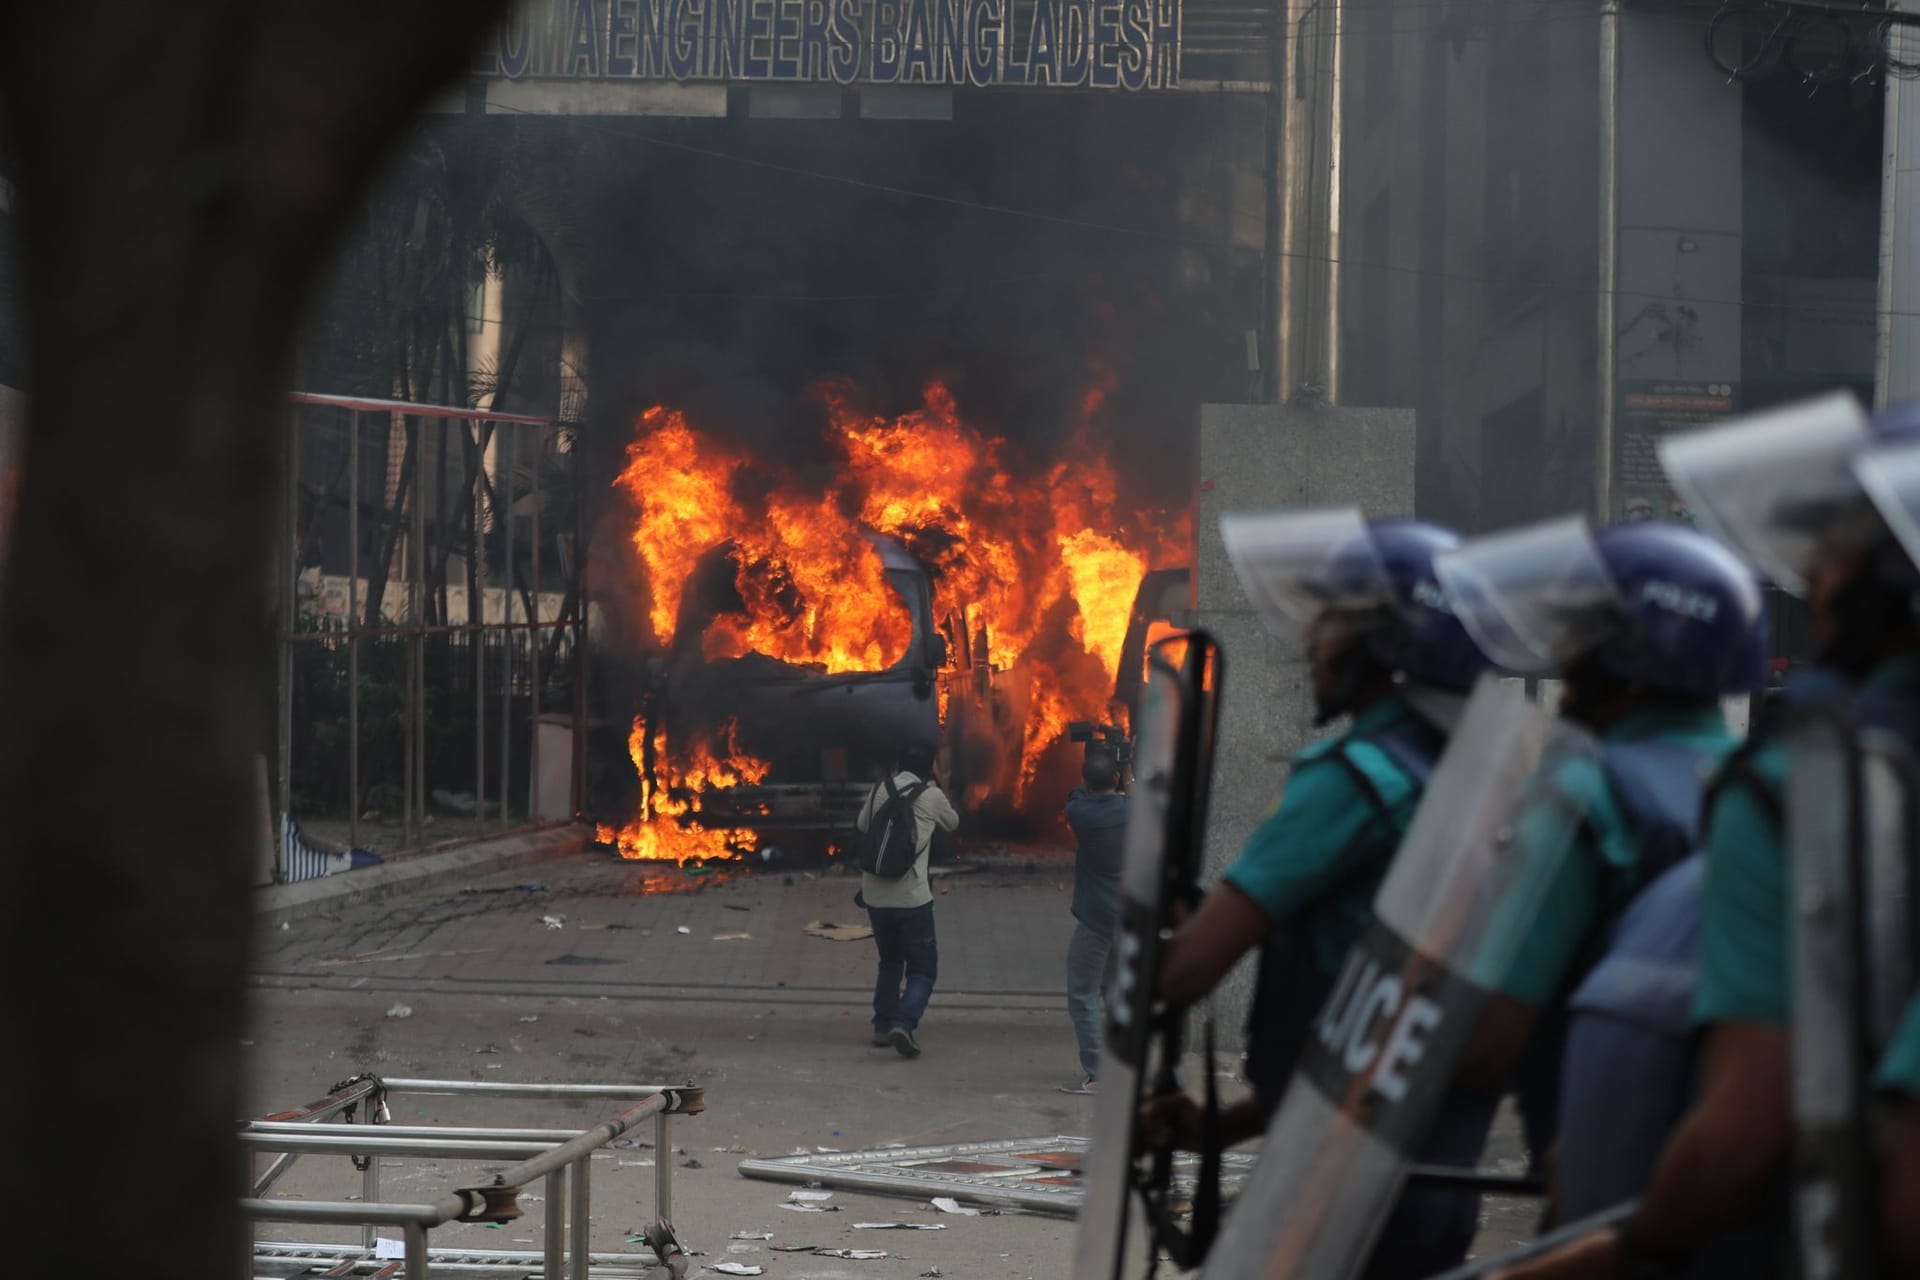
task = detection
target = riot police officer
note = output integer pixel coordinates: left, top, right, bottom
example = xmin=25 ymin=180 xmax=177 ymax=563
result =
xmin=1433 ymin=517 xmax=1767 ymax=1220
xmin=1148 ymin=507 xmax=1493 ymax=1279
xmin=1495 ymin=392 xmax=1920 ymax=1278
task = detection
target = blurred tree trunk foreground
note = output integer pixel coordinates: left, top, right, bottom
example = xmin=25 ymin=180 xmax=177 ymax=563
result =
xmin=0 ymin=2 xmax=507 ymax=1274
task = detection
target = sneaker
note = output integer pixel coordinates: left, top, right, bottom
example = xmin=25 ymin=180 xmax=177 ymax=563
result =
xmin=1059 ymin=1076 xmax=1098 ymax=1095
xmin=870 ymin=1032 xmax=890 ymax=1048
xmin=888 ymin=1026 xmax=922 ymax=1059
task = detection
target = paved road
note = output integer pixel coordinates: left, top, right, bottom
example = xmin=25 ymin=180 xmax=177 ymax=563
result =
xmin=243 ymin=847 xmax=1541 ymax=1278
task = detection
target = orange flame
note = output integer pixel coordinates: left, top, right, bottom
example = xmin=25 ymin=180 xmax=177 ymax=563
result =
xmin=603 ymin=375 xmax=1187 ymax=858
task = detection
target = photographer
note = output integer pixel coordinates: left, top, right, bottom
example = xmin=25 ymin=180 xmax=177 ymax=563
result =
xmin=1061 ymin=748 xmax=1128 ymax=1095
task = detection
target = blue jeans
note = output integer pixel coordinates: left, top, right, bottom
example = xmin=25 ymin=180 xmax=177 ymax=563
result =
xmin=868 ymin=903 xmax=938 ymax=1032
xmin=1066 ymin=921 xmax=1113 ymax=1078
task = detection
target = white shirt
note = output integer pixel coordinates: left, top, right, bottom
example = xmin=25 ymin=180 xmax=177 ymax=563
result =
xmin=854 ymin=770 xmax=960 ymax=909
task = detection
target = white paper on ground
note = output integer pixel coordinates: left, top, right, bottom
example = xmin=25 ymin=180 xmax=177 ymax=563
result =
xmin=930 ymin=1197 xmax=980 ymax=1216
xmin=787 ymin=1190 xmax=834 ymax=1202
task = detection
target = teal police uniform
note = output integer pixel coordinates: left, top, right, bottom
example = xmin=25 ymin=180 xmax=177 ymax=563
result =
xmin=1881 ymin=994 xmax=1920 ymax=1098
xmin=1496 ymin=706 xmax=1737 ymax=1007
xmin=1223 ymin=694 xmax=1432 ymax=976
xmin=1695 ymin=657 xmax=1920 ymax=1030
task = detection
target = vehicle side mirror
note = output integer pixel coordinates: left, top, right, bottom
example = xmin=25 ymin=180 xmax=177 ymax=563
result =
xmin=930 ymin=634 xmax=949 ymax=668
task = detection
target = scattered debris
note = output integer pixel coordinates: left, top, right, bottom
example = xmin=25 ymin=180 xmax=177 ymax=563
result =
xmin=770 ymin=1244 xmax=817 ymax=1252
xmin=385 ymin=1003 xmax=412 ymax=1020
xmin=931 ymin=1197 xmax=980 ymax=1216
xmin=475 ymin=1045 xmax=500 ymax=1055
xmin=787 ymin=1191 xmax=833 ymax=1203
xmin=814 ymin=1249 xmax=887 ymax=1260
xmin=728 ymin=1232 xmax=774 ymax=1241
xmin=726 ymin=1244 xmax=763 ymax=1255
xmin=706 ymin=1264 xmax=764 ymax=1276
xmin=714 ymin=1145 xmax=750 ymax=1154
xmin=610 ymin=1137 xmax=652 ymax=1150
xmin=617 ymin=1160 xmax=655 ymax=1168
xmin=853 ymin=1222 xmax=946 ymax=1231
xmin=677 ymin=926 xmax=693 ymax=935
xmin=778 ymin=1204 xmax=839 ymax=1214
xmin=279 ymin=920 xmax=290 ymax=930
xmin=803 ymin=920 xmax=874 ymax=942
xmin=712 ymin=932 xmax=752 ymax=942
xmin=724 ymin=903 xmax=752 ymax=912
xmin=518 ymin=1015 xmax=540 ymax=1024
xmin=542 ymin=915 xmax=565 ymax=929
xmin=921 ymin=1270 xmax=943 ymax=1278
xmin=682 ymin=1157 xmax=704 ymax=1169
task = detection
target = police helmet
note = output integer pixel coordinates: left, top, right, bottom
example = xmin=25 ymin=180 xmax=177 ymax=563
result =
xmin=1220 ymin=507 xmax=1492 ymax=691
xmin=1435 ymin=516 xmax=1768 ymax=700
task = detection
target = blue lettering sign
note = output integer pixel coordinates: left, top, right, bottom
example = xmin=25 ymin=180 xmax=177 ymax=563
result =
xmin=1026 ymin=0 xmax=1060 ymax=84
xmin=772 ymin=0 xmax=802 ymax=77
xmin=1090 ymin=0 xmax=1120 ymax=85
xmin=801 ymin=0 xmax=832 ymax=79
xmin=870 ymin=0 xmax=903 ymax=82
xmin=1059 ymin=0 xmax=1089 ymax=84
xmin=500 ymin=9 xmax=535 ymax=75
xmin=967 ymin=0 xmax=1002 ymax=85
xmin=610 ymin=0 xmax=639 ymax=73
xmin=1117 ymin=0 xmax=1147 ymax=88
xmin=639 ymin=0 xmax=669 ymax=76
xmin=743 ymin=0 xmax=773 ymax=77
xmin=900 ymin=0 xmax=935 ymax=83
xmin=667 ymin=0 xmax=701 ymax=78
xmin=1150 ymin=0 xmax=1177 ymax=86
xmin=829 ymin=0 xmax=863 ymax=82
xmin=567 ymin=0 xmax=602 ymax=75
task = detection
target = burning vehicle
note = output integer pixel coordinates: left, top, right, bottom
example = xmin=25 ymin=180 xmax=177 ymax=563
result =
xmin=595 ymin=379 xmax=1186 ymax=864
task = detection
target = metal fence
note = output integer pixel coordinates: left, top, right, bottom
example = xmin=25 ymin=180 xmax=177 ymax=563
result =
xmin=244 ymin=1074 xmax=703 ymax=1279
xmin=276 ymin=392 xmax=588 ymax=868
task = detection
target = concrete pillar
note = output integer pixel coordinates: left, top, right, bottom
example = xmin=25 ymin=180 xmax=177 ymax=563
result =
xmin=1193 ymin=402 xmax=1416 ymax=1043
xmin=1603 ymin=12 xmax=1743 ymax=520
xmin=1879 ymin=19 xmax=1920 ymax=406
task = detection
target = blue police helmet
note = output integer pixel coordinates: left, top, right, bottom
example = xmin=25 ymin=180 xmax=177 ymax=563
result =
xmin=1589 ymin=521 xmax=1769 ymax=699
xmin=1364 ymin=518 xmax=1496 ymax=693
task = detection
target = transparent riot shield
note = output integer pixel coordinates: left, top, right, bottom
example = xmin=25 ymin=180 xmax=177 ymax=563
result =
xmin=1075 ymin=631 xmax=1222 ymax=1280
xmin=1786 ymin=706 xmax=1920 ymax=1280
xmin=1199 ymin=677 xmax=1598 ymax=1280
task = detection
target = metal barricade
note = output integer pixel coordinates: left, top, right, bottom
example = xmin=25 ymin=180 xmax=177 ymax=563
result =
xmin=242 ymin=1076 xmax=704 ymax=1279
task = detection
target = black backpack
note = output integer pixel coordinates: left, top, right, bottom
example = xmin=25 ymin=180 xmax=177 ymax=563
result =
xmin=858 ymin=775 xmax=929 ymax=878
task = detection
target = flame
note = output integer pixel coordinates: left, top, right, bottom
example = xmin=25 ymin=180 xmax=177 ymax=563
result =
xmin=597 ymin=719 xmax=771 ymax=863
xmin=603 ymin=375 xmax=1187 ymax=857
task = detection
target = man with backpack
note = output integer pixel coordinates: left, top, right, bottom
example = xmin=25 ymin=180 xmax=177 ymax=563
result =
xmin=854 ymin=740 xmax=958 ymax=1059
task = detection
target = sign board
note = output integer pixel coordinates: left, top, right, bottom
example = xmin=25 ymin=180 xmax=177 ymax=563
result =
xmin=1614 ymin=380 xmax=1737 ymax=524
xmin=474 ymin=0 xmax=1183 ymax=90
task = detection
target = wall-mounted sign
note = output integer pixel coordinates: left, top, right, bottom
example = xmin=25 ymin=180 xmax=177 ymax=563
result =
xmin=474 ymin=0 xmax=1183 ymax=90
xmin=1614 ymin=380 xmax=1738 ymax=523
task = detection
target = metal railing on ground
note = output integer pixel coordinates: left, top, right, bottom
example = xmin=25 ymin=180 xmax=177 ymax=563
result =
xmin=243 ymin=1075 xmax=704 ymax=1280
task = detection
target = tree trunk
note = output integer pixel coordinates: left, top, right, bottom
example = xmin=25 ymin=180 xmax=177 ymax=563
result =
xmin=0 ymin=2 xmax=509 ymax=1274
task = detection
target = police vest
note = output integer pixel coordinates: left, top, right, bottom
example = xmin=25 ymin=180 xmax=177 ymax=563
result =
xmin=1242 ymin=714 xmax=1445 ymax=1109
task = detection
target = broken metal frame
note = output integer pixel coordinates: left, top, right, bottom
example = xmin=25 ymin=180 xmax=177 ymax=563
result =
xmin=738 ymin=1136 xmax=1264 ymax=1218
xmin=278 ymin=392 xmax=588 ymax=871
xmin=243 ymin=1075 xmax=703 ymax=1280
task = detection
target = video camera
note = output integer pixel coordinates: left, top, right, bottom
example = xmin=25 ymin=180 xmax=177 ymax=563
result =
xmin=1068 ymin=720 xmax=1132 ymax=766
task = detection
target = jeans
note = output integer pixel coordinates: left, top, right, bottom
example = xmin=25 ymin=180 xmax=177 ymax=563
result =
xmin=868 ymin=902 xmax=938 ymax=1032
xmin=1066 ymin=921 xmax=1114 ymax=1078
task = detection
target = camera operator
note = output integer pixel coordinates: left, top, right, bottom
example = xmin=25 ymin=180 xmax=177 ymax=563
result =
xmin=1061 ymin=748 xmax=1128 ymax=1095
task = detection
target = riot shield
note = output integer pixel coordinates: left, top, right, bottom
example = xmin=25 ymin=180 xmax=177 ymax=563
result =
xmin=1199 ymin=677 xmax=1598 ymax=1280
xmin=1074 ymin=631 xmax=1222 ymax=1280
xmin=1785 ymin=706 xmax=1920 ymax=1280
